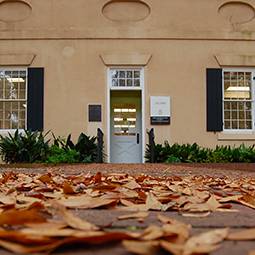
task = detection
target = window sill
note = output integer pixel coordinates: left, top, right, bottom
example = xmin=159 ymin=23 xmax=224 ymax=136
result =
xmin=218 ymin=131 xmax=255 ymax=141
xmin=0 ymin=129 xmax=25 ymax=136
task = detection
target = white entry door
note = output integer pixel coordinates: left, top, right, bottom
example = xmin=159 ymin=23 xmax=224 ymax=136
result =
xmin=110 ymin=91 xmax=142 ymax=163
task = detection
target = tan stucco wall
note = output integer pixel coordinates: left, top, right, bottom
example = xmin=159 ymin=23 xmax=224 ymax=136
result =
xmin=1 ymin=0 xmax=255 ymax=41
xmin=1 ymin=39 xmax=255 ymax=149
xmin=1 ymin=0 xmax=255 ymax=158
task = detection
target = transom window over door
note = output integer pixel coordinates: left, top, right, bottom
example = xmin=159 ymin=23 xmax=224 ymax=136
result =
xmin=223 ymin=70 xmax=254 ymax=130
xmin=110 ymin=69 xmax=142 ymax=88
xmin=0 ymin=69 xmax=27 ymax=129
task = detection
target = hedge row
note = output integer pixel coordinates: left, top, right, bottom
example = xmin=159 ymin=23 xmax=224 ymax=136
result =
xmin=145 ymin=142 xmax=255 ymax=163
xmin=0 ymin=130 xmax=98 ymax=164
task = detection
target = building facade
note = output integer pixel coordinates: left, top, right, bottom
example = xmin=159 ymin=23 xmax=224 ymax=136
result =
xmin=0 ymin=0 xmax=255 ymax=163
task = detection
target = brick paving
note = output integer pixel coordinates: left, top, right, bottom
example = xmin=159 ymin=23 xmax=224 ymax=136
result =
xmin=0 ymin=163 xmax=254 ymax=255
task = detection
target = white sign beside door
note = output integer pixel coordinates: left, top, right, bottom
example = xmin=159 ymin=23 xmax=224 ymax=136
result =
xmin=150 ymin=96 xmax=171 ymax=125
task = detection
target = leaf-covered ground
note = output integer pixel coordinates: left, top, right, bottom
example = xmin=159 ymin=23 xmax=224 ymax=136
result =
xmin=0 ymin=163 xmax=254 ymax=255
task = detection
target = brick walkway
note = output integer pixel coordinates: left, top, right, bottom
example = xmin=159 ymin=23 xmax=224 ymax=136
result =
xmin=0 ymin=163 xmax=254 ymax=255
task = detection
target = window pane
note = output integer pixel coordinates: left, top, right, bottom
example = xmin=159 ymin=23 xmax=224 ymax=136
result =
xmin=127 ymin=79 xmax=132 ymax=86
xmin=12 ymin=101 xmax=18 ymax=110
xmin=232 ymin=111 xmax=237 ymax=119
xmin=246 ymin=121 xmax=252 ymax=129
xmin=224 ymin=121 xmax=231 ymax=129
xmin=111 ymin=70 xmax=118 ymax=79
xmin=239 ymin=111 xmax=244 ymax=119
xmin=134 ymin=71 xmax=140 ymax=78
xmin=112 ymin=79 xmax=118 ymax=87
xmin=19 ymin=120 xmax=25 ymax=129
xmin=239 ymin=121 xmax=245 ymax=129
xmin=20 ymin=110 xmax=25 ymax=119
xmin=232 ymin=120 xmax=238 ymax=129
xmin=134 ymin=79 xmax=140 ymax=87
xmin=230 ymin=72 xmax=237 ymax=80
xmin=224 ymin=111 xmax=230 ymax=119
xmin=127 ymin=71 xmax=133 ymax=78
xmin=4 ymin=121 xmax=10 ymax=129
xmin=224 ymin=72 xmax=230 ymax=80
xmin=119 ymin=79 xmax=125 ymax=86
xmin=246 ymin=111 xmax=252 ymax=120
xmin=245 ymin=72 xmax=251 ymax=81
xmin=224 ymin=102 xmax=230 ymax=110
xmin=231 ymin=102 xmax=237 ymax=110
xmin=245 ymin=102 xmax=252 ymax=110
xmin=119 ymin=71 xmax=125 ymax=78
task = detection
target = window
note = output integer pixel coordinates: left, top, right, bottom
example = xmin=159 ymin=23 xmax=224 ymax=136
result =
xmin=0 ymin=69 xmax=27 ymax=130
xmin=223 ymin=70 xmax=254 ymax=130
xmin=113 ymin=104 xmax=137 ymax=136
xmin=110 ymin=69 xmax=141 ymax=88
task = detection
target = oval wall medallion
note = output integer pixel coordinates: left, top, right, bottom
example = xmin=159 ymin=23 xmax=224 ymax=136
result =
xmin=218 ymin=1 xmax=255 ymax=24
xmin=102 ymin=0 xmax=150 ymax=22
xmin=0 ymin=0 xmax=32 ymax=22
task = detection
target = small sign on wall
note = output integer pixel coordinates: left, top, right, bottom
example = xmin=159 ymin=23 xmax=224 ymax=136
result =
xmin=150 ymin=96 xmax=171 ymax=125
xmin=88 ymin=105 xmax=102 ymax=122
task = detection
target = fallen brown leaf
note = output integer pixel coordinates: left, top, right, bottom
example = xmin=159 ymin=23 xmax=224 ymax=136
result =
xmin=227 ymin=229 xmax=255 ymax=240
xmin=140 ymin=225 xmax=165 ymax=241
xmin=181 ymin=212 xmax=211 ymax=218
xmin=62 ymin=181 xmax=76 ymax=194
xmin=38 ymin=173 xmax=54 ymax=184
xmin=53 ymin=203 xmax=98 ymax=231
xmin=0 ymin=230 xmax=53 ymax=245
xmin=238 ymin=194 xmax=255 ymax=209
xmin=122 ymin=240 xmax=160 ymax=255
xmin=118 ymin=212 xmax=149 ymax=221
xmin=160 ymin=240 xmax=183 ymax=255
xmin=58 ymin=195 xmax=116 ymax=209
xmin=145 ymin=192 xmax=164 ymax=211
xmin=94 ymin=172 xmax=102 ymax=184
xmin=206 ymin=195 xmax=222 ymax=211
xmin=0 ymin=239 xmax=58 ymax=254
xmin=123 ymin=180 xmax=141 ymax=190
xmin=0 ymin=208 xmax=47 ymax=226
xmin=183 ymin=228 xmax=228 ymax=255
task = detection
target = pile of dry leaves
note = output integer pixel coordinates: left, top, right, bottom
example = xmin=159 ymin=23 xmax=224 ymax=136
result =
xmin=0 ymin=171 xmax=253 ymax=254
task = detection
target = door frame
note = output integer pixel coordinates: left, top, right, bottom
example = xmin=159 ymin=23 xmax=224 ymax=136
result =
xmin=106 ymin=67 xmax=145 ymax=163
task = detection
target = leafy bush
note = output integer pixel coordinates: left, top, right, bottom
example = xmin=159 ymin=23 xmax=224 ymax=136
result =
xmin=145 ymin=141 xmax=255 ymax=163
xmin=0 ymin=130 xmax=50 ymax=163
xmin=53 ymin=133 xmax=98 ymax=163
xmin=208 ymin=144 xmax=255 ymax=163
xmin=46 ymin=145 xmax=80 ymax=164
xmin=0 ymin=130 xmax=100 ymax=164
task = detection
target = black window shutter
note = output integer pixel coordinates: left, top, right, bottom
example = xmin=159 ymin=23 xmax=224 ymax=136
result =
xmin=206 ymin=68 xmax=223 ymax=132
xmin=27 ymin=68 xmax=44 ymax=131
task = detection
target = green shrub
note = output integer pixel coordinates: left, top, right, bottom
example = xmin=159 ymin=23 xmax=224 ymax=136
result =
xmin=145 ymin=141 xmax=255 ymax=163
xmin=0 ymin=130 xmax=50 ymax=163
xmin=208 ymin=144 xmax=255 ymax=163
xmin=165 ymin=155 xmax=181 ymax=163
xmin=53 ymin=133 xmax=98 ymax=163
xmin=46 ymin=145 xmax=80 ymax=164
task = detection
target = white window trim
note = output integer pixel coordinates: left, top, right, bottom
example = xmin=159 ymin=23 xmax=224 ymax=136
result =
xmin=222 ymin=68 xmax=255 ymax=133
xmin=0 ymin=67 xmax=28 ymax=133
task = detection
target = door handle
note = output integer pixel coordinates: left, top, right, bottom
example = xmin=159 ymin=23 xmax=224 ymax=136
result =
xmin=137 ymin=133 xmax=139 ymax=144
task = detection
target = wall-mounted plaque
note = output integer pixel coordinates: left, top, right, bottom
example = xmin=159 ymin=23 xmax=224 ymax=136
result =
xmin=150 ymin=96 xmax=171 ymax=125
xmin=88 ymin=105 xmax=102 ymax=122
